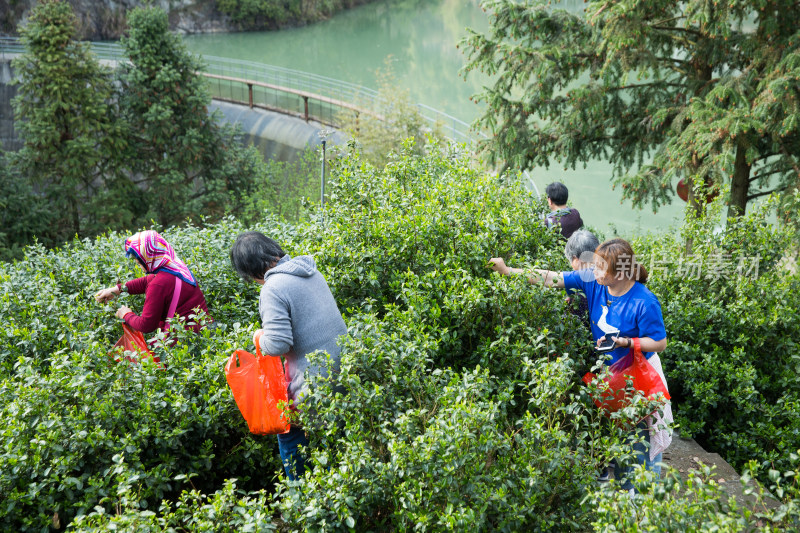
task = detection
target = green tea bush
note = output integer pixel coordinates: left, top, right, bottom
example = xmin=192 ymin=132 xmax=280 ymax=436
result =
xmin=282 ymin=309 xmax=616 ymax=531
xmin=4 ymin=141 xmax=800 ymax=530
xmin=304 ymin=140 xmax=585 ymax=372
xmin=0 ymin=141 xmax=617 ymax=530
xmin=632 ymin=195 xmax=800 ymax=475
xmin=0 ymin=218 xmax=298 ymax=530
xmin=0 ymin=315 xmax=286 ymax=530
xmin=71 ymin=478 xmax=277 ymax=532
xmin=590 ymin=466 xmax=767 ymax=532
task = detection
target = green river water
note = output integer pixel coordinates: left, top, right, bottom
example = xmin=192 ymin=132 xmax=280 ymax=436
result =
xmin=183 ymin=0 xmax=686 ymax=236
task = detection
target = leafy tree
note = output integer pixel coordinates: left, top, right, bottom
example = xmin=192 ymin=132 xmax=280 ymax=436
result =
xmin=238 ymin=147 xmax=324 ymax=224
xmin=216 ymin=0 xmax=302 ymax=29
xmin=336 ymin=58 xmax=443 ymax=169
xmin=10 ymin=0 xmax=123 ymax=243
xmin=215 ymin=0 xmax=371 ymax=31
xmin=118 ymin=6 xmax=263 ymax=227
xmin=461 ymin=0 xmax=800 ymax=220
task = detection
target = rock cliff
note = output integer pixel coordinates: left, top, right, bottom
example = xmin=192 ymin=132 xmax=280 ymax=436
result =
xmin=4 ymin=0 xmax=238 ymax=40
xmin=2 ymin=0 xmax=375 ymax=40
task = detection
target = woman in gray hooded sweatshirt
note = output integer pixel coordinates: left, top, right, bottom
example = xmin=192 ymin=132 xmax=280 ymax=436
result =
xmin=230 ymin=231 xmax=347 ymax=480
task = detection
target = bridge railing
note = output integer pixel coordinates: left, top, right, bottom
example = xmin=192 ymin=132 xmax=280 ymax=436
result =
xmin=0 ymin=36 xmax=481 ymax=144
xmin=0 ymin=36 xmax=22 ymax=57
xmin=199 ymin=54 xmax=380 ymax=129
xmin=195 ymin=54 xmax=480 ymax=143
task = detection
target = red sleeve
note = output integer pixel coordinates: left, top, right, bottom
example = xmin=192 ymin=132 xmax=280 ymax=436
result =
xmin=124 ymin=276 xmax=153 ymax=295
xmin=123 ymin=275 xmax=171 ymax=333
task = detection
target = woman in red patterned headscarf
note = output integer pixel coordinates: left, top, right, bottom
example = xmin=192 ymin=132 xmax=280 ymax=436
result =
xmin=94 ymin=230 xmax=211 ymax=335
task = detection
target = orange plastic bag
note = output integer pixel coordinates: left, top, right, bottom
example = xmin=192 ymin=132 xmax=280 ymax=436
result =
xmin=225 ymin=335 xmax=290 ymax=435
xmin=582 ymin=337 xmax=670 ymax=413
xmin=110 ymin=324 xmax=162 ymax=366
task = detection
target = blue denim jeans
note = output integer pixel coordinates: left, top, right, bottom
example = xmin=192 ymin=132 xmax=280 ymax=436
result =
xmin=613 ymin=423 xmax=662 ymax=492
xmin=277 ymin=425 xmax=309 ymax=481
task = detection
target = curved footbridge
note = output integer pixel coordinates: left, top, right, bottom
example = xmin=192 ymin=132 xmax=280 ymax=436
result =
xmin=0 ymin=38 xmax=477 ymax=163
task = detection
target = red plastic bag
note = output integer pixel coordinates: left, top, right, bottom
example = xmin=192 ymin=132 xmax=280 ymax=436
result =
xmin=225 ymin=334 xmax=290 ymax=435
xmin=582 ymin=337 xmax=670 ymax=413
xmin=110 ymin=324 xmax=162 ymax=366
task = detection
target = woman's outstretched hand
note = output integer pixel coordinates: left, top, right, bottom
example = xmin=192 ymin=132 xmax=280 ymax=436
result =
xmin=115 ymin=306 xmax=133 ymax=320
xmin=94 ymin=286 xmax=119 ymax=303
xmin=488 ymin=257 xmax=510 ymax=276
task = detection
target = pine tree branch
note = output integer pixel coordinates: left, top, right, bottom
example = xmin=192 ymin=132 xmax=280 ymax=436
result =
xmin=651 ymin=16 xmax=685 ymax=27
xmin=747 ymin=189 xmax=780 ymax=201
xmin=650 ymin=25 xmax=705 ymax=38
xmin=589 ymin=2 xmax=610 ymax=24
xmin=750 ymin=167 xmax=793 ymax=182
xmin=653 ymin=56 xmax=690 ymax=66
xmin=778 ymin=141 xmax=800 ymax=180
xmin=606 ymin=82 xmax=688 ymax=91
xmin=187 ymin=189 xmax=208 ymax=202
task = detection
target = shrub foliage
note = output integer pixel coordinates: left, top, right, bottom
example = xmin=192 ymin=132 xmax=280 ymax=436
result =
xmin=215 ymin=0 xmax=375 ymax=31
xmin=633 ymin=194 xmax=800 ymax=475
xmin=1 ymin=144 xmax=799 ymax=530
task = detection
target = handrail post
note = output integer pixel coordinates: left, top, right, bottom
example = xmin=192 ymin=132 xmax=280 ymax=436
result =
xmin=247 ymin=83 xmax=253 ymax=108
xmin=321 ymin=139 xmax=326 ymax=206
xmin=303 ymin=96 xmax=309 ymax=122
xmin=318 ymin=130 xmax=331 ymax=225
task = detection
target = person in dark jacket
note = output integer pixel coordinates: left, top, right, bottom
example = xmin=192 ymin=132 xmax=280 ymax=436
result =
xmin=230 ymin=231 xmax=347 ymax=481
xmin=94 ymin=230 xmax=211 ymax=336
xmin=544 ymin=182 xmax=584 ymax=239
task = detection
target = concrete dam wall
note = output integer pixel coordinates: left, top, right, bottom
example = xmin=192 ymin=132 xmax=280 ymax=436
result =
xmin=210 ymin=101 xmax=345 ymax=162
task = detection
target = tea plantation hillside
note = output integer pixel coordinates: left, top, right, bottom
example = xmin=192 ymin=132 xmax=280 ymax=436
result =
xmin=2 ymin=143 xmax=800 ymax=531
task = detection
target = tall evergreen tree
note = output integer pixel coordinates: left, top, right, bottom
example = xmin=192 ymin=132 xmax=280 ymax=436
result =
xmin=462 ymin=0 xmax=800 ymax=220
xmin=118 ymin=6 xmax=262 ymax=227
xmin=10 ymin=0 xmax=123 ymax=243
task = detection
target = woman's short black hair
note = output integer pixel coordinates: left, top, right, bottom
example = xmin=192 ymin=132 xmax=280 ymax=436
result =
xmin=230 ymin=231 xmax=285 ymax=282
xmin=545 ymin=182 xmax=569 ymax=205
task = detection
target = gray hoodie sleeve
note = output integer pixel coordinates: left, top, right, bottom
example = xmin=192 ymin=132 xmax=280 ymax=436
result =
xmin=258 ymin=285 xmax=293 ymax=356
